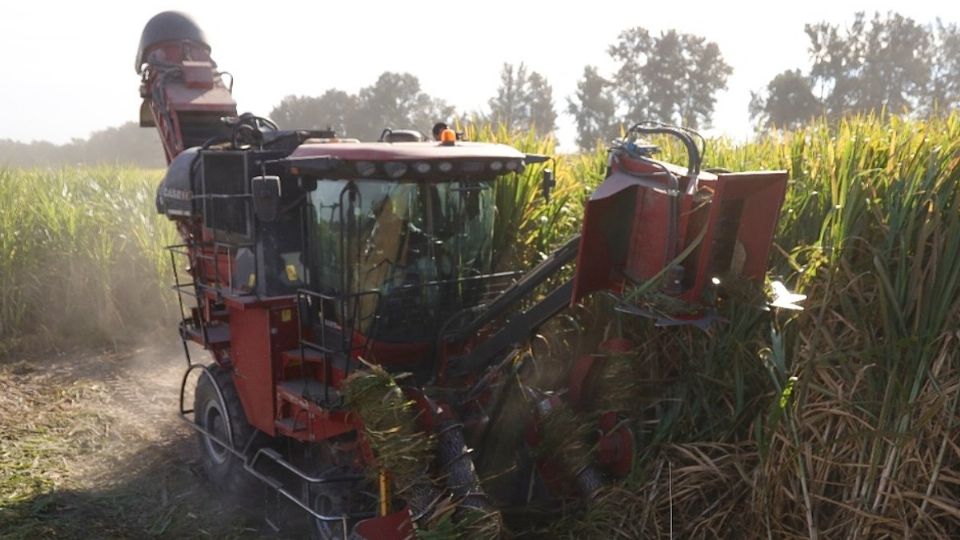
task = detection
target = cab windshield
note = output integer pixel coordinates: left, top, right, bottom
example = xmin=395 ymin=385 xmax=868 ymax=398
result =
xmin=307 ymin=178 xmax=499 ymax=342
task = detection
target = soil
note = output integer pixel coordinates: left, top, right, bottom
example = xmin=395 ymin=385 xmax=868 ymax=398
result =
xmin=0 ymin=338 xmax=277 ymax=539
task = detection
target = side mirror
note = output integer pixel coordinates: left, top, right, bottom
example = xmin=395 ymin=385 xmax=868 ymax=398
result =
xmin=541 ymin=169 xmax=556 ymax=201
xmin=251 ymin=175 xmax=281 ymax=222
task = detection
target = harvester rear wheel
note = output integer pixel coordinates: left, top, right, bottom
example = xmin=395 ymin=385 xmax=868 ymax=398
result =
xmin=194 ymin=365 xmax=256 ymax=496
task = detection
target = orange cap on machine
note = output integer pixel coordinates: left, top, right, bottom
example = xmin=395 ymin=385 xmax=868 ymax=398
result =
xmin=440 ymin=129 xmax=457 ymax=145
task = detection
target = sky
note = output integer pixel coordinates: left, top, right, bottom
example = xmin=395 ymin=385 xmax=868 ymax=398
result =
xmin=1 ymin=0 xmax=958 ymax=152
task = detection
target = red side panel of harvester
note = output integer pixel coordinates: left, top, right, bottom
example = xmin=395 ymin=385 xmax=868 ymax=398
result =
xmin=573 ymin=150 xmax=787 ymax=308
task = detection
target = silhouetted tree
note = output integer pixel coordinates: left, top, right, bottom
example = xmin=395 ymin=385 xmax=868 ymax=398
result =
xmin=523 ymin=72 xmax=557 ymax=135
xmin=752 ymin=11 xmax=954 ymax=127
xmin=609 ymin=28 xmax=731 ymax=128
xmin=358 ymin=72 xmax=452 ymax=139
xmin=409 ymin=95 xmax=458 ymax=139
xmin=808 ymin=12 xmax=930 ymax=116
xmin=270 ymin=90 xmax=358 ymax=135
xmin=489 ymin=62 xmax=528 ymax=132
xmin=0 ymin=123 xmax=164 ymax=168
xmin=683 ymin=36 xmax=732 ymax=127
xmin=566 ymin=66 xmax=618 ymax=150
xmin=928 ymin=20 xmax=960 ymax=113
xmin=749 ymin=70 xmax=821 ymax=129
xmin=2 ymin=71 xmax=458 ymax=167
xmin=268 ymin=73 xmax=454 ymax=141
xmin=569 ymin=27 xmax=731 ymax=149
xmin=608 ymin=27 xmax=653 ymax=123
xmin=488 ymin=63 xmax=557 ymax=135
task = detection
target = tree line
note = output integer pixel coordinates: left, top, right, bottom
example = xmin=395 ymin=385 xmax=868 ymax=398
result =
xmin=750 ymin=12 xmax=960 ymax=128
xmin=0 ymin=124 xmax=166 ymax=169
xmin=2 ymin=10 xmax=957 ymax=168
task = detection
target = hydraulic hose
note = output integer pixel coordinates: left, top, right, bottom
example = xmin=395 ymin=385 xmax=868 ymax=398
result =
xmin=620 ymin=122 xmax=708 ymax=279
xmin=629 ymin=122 xmax=702 ymax=179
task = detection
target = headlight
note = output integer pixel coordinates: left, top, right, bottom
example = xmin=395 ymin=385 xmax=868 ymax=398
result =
xmin=356 ymin=161 xmax=377 ymax=177
xmin=414 ymin=162 xmax=431 ymax=174
xmin=384 ymin=162 xmax=408 ymax=179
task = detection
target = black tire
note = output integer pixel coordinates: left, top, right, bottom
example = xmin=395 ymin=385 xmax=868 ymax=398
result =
xmin=309 ymin=471 xmax=366 ymax=540
xmin=194 ymin=365 xmax=257 ymax=496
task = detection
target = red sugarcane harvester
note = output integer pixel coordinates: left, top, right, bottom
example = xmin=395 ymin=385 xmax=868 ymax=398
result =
xmin=137 ymin=12 xmax=788 ymax=538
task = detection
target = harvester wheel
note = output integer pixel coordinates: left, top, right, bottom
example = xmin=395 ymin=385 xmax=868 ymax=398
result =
xmin=194 ymin=365 xmax=256 ymax=496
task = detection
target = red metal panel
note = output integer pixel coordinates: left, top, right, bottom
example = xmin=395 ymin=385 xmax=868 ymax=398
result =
xmin=573 ymin=159 xmax=787 ymax=308
xmin=229 ymin=307 xmax=276 ymax=434
xmin=365 ymin=338 xmax=430 ymax=368
xmin=164 ymin=84 xmax=237 ymax=111
xmin=714 ymin=171 xmax=788 ymax=280
xmin=682 ymin=171 xmax=788 ymax=303
xmin=269 ymin=306 xmax=301 ymax=365
xmin=571 ymin=174 xmax=636 ymax=303
xmin=141 ymin=40 xmax=236 ymax=163
xmin=274 ymin=388 xmax=356 ymax=442
xmin=181 ymin=60 xmax=215 ymax=89
xmin=354 ymin=507 xmax=414 ymax=540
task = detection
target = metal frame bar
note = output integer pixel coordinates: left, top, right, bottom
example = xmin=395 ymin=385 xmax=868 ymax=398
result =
xmin=177 ymin=363 xmax=374 ymax=531
xmin=295 ymin=288 xmax=382 ymax=405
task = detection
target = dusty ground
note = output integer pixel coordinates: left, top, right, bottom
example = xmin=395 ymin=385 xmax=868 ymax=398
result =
xmin=0 ymin=338 xmax=274 ymax=539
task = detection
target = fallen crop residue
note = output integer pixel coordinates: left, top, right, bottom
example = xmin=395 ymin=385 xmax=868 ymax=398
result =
xmin=0 ymin=343 xmax=263 ymax=539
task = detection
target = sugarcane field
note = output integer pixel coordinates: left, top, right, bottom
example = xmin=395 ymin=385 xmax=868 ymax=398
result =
xmin=2 ymin=4 xmax=959 ymax=539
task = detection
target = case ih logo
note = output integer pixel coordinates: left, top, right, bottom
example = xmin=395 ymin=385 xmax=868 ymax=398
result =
xmin=159 ymin=187 xmax=191 ymax=201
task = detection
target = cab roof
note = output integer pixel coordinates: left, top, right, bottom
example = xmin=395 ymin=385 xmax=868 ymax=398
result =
xmin=288 ymin=140 xmax=527 ymax=162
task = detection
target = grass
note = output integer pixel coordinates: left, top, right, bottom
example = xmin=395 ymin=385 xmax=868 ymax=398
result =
xmin=460 ymin=123 xmax=588 ymax=268
xmin=0 ymin=167 xmax=177 ymax=354
xmin=515 ymin=113 xmax=960 ymax=538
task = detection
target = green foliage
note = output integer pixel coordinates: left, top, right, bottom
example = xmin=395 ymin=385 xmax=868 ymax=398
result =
xmin=532 ymin=402 xmax=594 ymax=480
xmin=0 ymin=167 xmax=177 ymax=352
xmin=487 ymin=63 xmax=558 ymax=137
xmin=269 ymin=72 xmax=456 ymax=141
xmin=749 ymin=69 xmax=822 ymax=130
xmin=568 ymin=27 xmax=731 ymax=149
xmin=473 ymin=113 xmax=960 ymax=537
xmin=342 ymin=364 xmax=435 ymax=494
xmin=752 ymin=12 xmax=960 ymax=128
xmin=416 ymin=507 xmax=504 ymax=540
xmin=0 ymin=123 xmax=165 ymax=169
xmin=460 ymin=123 xmax=586 ymax=269
xmin=549 ymin=113 xmax=960 ymax=537
xmin=565 ymin=66 xmax=619 ymax=150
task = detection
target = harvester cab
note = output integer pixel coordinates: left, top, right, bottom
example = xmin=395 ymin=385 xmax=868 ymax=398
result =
xmin=139 ymin=11 xmax=788 ymax=538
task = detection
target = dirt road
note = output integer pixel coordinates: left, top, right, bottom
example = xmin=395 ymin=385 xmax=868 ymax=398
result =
xmin=0 ymin=339 xmax=268 ymax=539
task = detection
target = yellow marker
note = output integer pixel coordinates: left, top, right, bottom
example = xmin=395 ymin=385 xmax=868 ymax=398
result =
xmin=285 ymin=264 xmax=298 ymax=282
xmin=378 ymin=469 xmax=391 ymax=516
xmin=281 ymin=309 xmax=292 ymax=323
